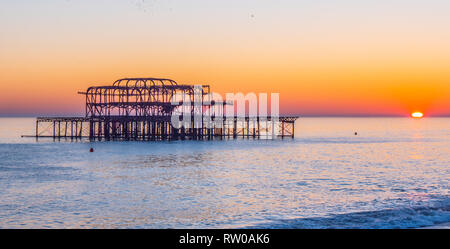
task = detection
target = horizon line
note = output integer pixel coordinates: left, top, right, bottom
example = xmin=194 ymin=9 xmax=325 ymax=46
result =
xmin=1 ymin=114 xmax=449 ymax=118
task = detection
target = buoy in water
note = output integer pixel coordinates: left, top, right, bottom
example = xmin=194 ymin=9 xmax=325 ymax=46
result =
xmin=89 ymin=148 xmax=94 ymax=152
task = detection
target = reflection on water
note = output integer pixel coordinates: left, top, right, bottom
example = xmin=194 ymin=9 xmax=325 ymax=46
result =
xmin=0 ymin=117 xmax=449 ymax=228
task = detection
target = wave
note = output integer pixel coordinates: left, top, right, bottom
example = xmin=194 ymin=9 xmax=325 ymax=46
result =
xmin=246 ymin=197 xmax=450 ymax=229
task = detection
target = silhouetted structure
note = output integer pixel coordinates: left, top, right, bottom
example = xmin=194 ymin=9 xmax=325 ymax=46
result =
xmin=30 ymin=78 xmax=298 ymax=140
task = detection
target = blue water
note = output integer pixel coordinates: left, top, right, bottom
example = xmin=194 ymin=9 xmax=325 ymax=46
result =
xmin=0 ymin=117 xmax=449 ymax=228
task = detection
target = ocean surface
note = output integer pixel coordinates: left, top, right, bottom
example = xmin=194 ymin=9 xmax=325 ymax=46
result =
xmin=0 ymin=117 xmax=448 ymax=229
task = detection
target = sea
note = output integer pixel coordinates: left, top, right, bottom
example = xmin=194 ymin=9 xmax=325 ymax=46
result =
xmin=0 ymin=117 xmax=448 ymax=228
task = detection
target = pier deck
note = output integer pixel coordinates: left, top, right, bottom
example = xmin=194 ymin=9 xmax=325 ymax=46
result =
xmin=29 ymin=116 xmax=297 ymax=141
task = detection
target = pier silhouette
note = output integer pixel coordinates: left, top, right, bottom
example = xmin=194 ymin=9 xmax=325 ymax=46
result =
xmin=28 ymin=78 xmax=298 ymax=141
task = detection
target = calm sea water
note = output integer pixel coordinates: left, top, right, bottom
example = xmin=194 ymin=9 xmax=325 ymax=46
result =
xmin=0 ymin=117 xmax=448 ymax=228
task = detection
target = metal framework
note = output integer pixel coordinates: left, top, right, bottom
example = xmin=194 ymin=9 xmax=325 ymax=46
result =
xmin=83 ymin=78 xmax=205 ymax=117
xmin=28 ymin=78 xmax=298 ymax=141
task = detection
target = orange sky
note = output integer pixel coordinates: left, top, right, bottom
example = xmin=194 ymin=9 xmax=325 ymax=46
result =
xmin=1 ymin=1 xmax=449 ymax=116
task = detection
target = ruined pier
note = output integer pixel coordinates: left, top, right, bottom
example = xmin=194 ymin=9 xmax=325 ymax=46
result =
xmin=29 ymin=78 xmax=298 ymax=141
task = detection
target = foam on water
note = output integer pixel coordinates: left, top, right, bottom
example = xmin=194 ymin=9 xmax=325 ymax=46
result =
xmin=246 ymin=195 xmax=450 ymax=229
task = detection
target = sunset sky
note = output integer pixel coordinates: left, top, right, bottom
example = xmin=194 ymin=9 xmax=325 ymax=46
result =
xmin=1 ymin=0 xmax=449 ymax=116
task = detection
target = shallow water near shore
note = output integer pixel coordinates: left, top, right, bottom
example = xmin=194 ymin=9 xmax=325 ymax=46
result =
xmin=0 ymin=117 xmax=449 ymax=228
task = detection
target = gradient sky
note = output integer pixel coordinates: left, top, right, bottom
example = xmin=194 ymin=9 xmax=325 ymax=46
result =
xmin=1 ymin=0 xmax=449 ymax=116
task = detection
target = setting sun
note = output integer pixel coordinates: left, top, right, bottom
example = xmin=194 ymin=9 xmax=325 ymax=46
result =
xmin=411 ymin=112 xmax=424 ymax=118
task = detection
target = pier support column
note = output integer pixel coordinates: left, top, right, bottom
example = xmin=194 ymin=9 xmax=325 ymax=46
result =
xmin=89 ymin=120 xmax=94 ymax=140
xmin=233 ymin=119 xmax=237 ymax=138
xmin=36 ymin=120 xmax=39 ymax=137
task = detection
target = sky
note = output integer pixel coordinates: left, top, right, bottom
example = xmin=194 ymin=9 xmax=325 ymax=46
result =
xmin=1 ymin=0 xmax=449 ymax=116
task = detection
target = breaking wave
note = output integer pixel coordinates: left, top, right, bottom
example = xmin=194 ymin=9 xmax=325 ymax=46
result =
xmin=247 ymin=196 xmax=450 ymax=229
